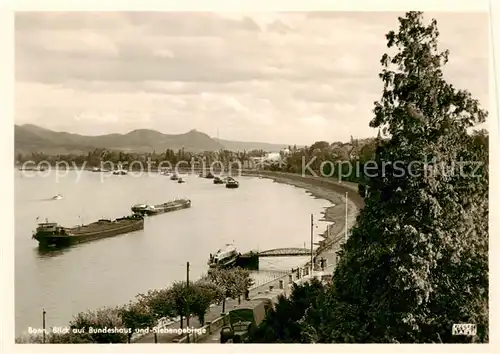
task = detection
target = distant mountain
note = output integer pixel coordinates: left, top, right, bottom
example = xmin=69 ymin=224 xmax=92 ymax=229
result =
xmin=14 ymin=124 xmax=291 ymax=154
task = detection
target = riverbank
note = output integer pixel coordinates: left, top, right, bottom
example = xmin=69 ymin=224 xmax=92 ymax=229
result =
xmin=16 ymin=171 xmax=364 ymax=343
xmin=194 ymin=172 xmax=366 ymax=343
xmin=134 ymin=172 xmax=365 ymax=344
xmin=244 ymin=171 xmax=364 ymax=257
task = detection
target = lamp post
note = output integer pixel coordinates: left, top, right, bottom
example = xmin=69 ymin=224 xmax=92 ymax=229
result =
xmin=42 ymin=309 xmax=46 ymax=344
xmin=345 ymin=192 xmax=348 ymax=242
xmin=310 ymin=214 xmax=314 ymax=274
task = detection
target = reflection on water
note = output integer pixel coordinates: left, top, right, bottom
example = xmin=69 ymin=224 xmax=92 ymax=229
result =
xmin=35 ymin=246 xmax=73 ymax=259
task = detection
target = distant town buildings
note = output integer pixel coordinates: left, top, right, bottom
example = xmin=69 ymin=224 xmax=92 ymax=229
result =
xmin=247 ymin=150 xmax=287 ymax=169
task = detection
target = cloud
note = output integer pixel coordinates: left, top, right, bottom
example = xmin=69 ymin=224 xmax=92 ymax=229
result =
xmin=300 ymin=115 xmax=328 ymax=126
xmin=15 ymin=11 xmax=489 ymax=144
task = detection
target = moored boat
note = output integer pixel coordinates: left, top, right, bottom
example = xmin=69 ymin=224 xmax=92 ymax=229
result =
xmin=226 ymin=178 xmax=239 ymax=188
xmin=19 ymin=167 xmax=46 ymax=171
xmin=178 ymin=177 xmax=185 ymax=183
xmin=113 ymin=169 xmax=128 ymax=175
xmin=130 ymin=204 xmax=156 ymax=214
xmin=32 ymin=214 xmax=144 ymax=248
xmin=204 ymin=172 xmax=215 ymax=179
xmin=170 ymin=174 xmax=179 ymax=180
xmin=208 ymin=244 xmax=239 ymax=269
xmin=131 ymin=198 xmax=191 ymax=216
xmin=213 ymin=176 xmax=224 ymax=184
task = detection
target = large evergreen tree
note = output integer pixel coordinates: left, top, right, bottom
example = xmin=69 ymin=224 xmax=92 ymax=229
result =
xmin=303 ymin=11 xmax=488 ymax=343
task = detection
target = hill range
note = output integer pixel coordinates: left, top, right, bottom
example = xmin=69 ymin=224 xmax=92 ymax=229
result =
xmin=14 ymin=124 xmax=291 ymax=154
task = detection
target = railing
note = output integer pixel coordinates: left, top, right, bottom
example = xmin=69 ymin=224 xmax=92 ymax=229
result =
xmin=130 ymin=316 xmax=180 ymax=342
xmin=175 ymin=313 xmax=230 ymax=343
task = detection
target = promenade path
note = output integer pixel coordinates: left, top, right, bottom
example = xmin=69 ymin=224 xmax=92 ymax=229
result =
xmin=137 ymin=172 xmax=362 ymax=344
xmin=199 ymin=254 xmax=339 ymax=343
xmin=133 ymin=272 xmax=290 ymax=343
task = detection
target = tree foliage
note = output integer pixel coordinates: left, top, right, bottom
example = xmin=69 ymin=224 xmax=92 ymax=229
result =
xmin=168 ymin=281 xmax=196 ymax=329
xmin=191 ymin=280 xmax=225 ymax=325
xmin=206 ymin=267 xmax=254 ymax=311
xmin=17 ymin=283 xmax=225 ymax=343
xmin=136 ymin=288 xmax=174 ymax=320
xmin=69 ymin=307 xmax=129 ymax=343
xmin=248 ymin=278 xmax=325 ymax=343
xmin=246 ymin=11 xmax=489 ymax=344
xmin=119 ymin=300 xmax=155 ymax=343
xmin=316 ymin=11 xmax=488 ymax=343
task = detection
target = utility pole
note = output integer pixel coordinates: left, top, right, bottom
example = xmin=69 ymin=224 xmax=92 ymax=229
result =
xmin=42 ymin=309 xmax=46 ymax=344
xmin=310 ymin=214 xmax=314 ymax=274
xmin=186 ymin=261 xmax=190 ymax=343
xmin=345 ymin=192 xmax=348 ymax=242
xmin=186 ymin=262 xmax=190 ymax=324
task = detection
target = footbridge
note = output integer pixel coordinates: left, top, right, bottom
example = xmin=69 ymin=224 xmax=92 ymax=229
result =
xmin=256 ymin=247 xmax=311 ymax=257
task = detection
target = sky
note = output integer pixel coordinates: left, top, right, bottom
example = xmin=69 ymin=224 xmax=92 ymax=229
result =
xmin=15 ymin=11 xmax=489 ymax=145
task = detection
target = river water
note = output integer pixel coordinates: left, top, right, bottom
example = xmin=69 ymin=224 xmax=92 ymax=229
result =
xmin=14 ymin=170 xmax=331 ymax=335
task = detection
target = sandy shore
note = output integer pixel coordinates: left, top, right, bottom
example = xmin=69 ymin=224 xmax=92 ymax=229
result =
xmin=244 ymin=171 xmax=365 ymax=256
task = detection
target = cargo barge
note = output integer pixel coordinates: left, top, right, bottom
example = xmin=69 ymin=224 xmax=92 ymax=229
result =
xmin=32 ymin=214 xmax=144 ymax=248
xmin=131 ymin=198 xmax=191 ymax=216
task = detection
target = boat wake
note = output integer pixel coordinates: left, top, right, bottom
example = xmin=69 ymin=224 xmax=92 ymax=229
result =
xmin=39 ymin=194 xmax=64 ymax=201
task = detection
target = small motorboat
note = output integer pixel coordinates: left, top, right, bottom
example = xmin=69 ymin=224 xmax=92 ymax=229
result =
xmin=178 ymin=178 xmax=185 ymax=183
xmin=213 ymin=176 xmax=224 ymax=184
xmin=226 ymin=179 xmax=239 ymax=189
xmin=52 ymin=194 xmax=64 ymax=200
xmin=170 ymin=174 xmax=179 ymax=181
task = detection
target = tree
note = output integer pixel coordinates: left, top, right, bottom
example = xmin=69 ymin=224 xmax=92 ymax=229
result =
xmin=206 ymin=268 xmax=254 ymax=312
xmin=169 ymin=281 xmax=195 ymax=329
xmin=313 ymin=11 xmax=488 ymax=343
xmin=69 ymin=307 xmax=129 ymax=343
xmin=206 ymin=269 xmax=233 ymax=313
xmin=309 ymin=141 xmax=330 ymax=152
xmin=232 ymin=268 xmax=254 ymax=304
xmin=248 ymin=279 xmax=325 ymax=343
xmin=137 ymin=289 xmax=174 ymax=320
xmin=119 ymin=300 xmax=155 ymax=343
xmin=191 ymin=280 xmax=224 ymax=325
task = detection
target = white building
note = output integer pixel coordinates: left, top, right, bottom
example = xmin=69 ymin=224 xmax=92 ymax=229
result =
xmin=265 ymin=152 xmax=281 ymax=161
